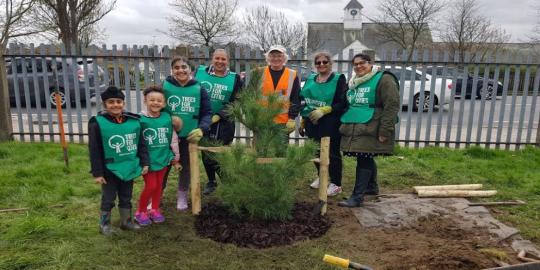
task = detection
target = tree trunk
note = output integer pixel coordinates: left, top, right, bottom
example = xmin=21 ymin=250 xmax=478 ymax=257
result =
xmin=0 ymin=49 xmax=13 ymax=141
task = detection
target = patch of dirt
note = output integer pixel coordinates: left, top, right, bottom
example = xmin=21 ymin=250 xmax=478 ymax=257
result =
xmin=195 ymin=202 xmax=331 ymax=248
xmin=328 ymin=200 xmax=521 ymax=270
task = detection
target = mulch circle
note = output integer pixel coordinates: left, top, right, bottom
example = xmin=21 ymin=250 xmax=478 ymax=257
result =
xmin=195 ymin=202 xmax=331 ymax=248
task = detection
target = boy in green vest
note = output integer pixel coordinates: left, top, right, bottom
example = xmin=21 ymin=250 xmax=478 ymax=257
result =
xmin=88 ymin=86 xmax=150 ymax=235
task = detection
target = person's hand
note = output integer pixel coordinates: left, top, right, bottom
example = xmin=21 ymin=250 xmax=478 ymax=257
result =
xmin=187 ymin=128 xmax=203 ymax=143
xmin=94 ymin=176 xmax=106 ymax=185
xmin=308 ymin=106 xmax=332 ymax=124
xmin=285 ymin=119 xmax=296 ymax=134
xmin=299 ymin=118 xmax=305 ymax=137
xmin=173 ymin=162 xmax=182 ymax=172
xmin=172 ymin=116 xmax=183 ymax=133
xmin=141 ymin=166 xmax=149 ymax=175
xmin=378 ymin=135 xmax=388 ymax=143
xmin=211 ymin=115 xmax=221 ymax=124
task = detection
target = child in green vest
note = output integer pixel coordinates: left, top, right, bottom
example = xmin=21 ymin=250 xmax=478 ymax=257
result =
xmin=88 ymin=86 xmax=150 ymax=235
xmin=135 ymin=86 xmax=182 ymax=226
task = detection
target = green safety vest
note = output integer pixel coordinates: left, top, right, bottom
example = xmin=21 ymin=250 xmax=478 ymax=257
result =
xmin=162 ymin=80 xmax=201 ymax=137
xmin=140 ymin=112 xmax=174 ymax=171
xmin=300 ymin=73 xmax=340 ymax=117
xmin=195 ymin=65 xmax=236 ymax=114
xmin=95 ymin=115 xmax=142 ymax=181
xmin=341 ymin=71 xmax=384 ymax=124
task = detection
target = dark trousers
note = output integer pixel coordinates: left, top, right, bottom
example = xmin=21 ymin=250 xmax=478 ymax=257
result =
xmin=161 ymin=139 xmax=190 ymax=192
xmin=355 ymin=155 xmax=378 ymax=193
xmin=202 ymin=151 xmax=220 ymax=184
xmin=313 ymin=134 xmax=343 ymax=186
xmin=202 ymin=121 xmax=234 ymax=185
xmin=100 ymin=171 xmax=134 ymax=211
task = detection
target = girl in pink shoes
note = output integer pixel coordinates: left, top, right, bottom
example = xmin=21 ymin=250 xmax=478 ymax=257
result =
xmin=135 ymin=86 xmax=182 ymax=225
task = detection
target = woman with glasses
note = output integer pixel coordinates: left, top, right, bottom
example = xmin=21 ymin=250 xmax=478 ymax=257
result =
xmin=299 ymin=51 xmax=347 ymax=197
xmin=338 ymin=53 xmax=400 ymax=208
xmin=162 ymin=56 xmax=212 ymax=211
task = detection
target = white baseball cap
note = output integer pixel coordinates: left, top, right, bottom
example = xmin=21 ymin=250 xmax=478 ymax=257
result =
xmin=268 ymin=45 xmax=286 ymax=53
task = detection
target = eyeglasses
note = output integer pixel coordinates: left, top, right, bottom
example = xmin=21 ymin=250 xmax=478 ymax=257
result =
xmin=353 ymin=61 xmax=368 ymax=66
xmin=315 ymin=60 xmax=329 ymax=66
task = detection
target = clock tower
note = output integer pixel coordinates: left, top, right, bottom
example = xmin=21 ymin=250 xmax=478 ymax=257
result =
xmin=344 ymin=0 xmax=363 ymax=29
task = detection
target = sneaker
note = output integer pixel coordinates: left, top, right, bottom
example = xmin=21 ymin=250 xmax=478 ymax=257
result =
xmin=149 ymin=209 xmax=165 ymax=223
xmin=134 ymin=211 xmax=152 ymax=226
xmin=309 ymin=178 xmax=320 ymax=189
xmin=176 ymin=190 xmax=188 ymax=211
xmin=327 ymin=183 xmax=343 ymax=196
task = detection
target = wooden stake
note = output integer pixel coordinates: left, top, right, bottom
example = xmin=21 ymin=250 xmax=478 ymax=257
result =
xmin=318 ymin=137 xmax=330 ymax=215
xmin=414 ymin=184 xmax=483 ymax=193
xmin=189 ymin=143 xmax=201 ymax=215
xmin=468 ymin=200 xmax=526 ymax=206
xmin=417 ymin=189 xmax=497 ymax=198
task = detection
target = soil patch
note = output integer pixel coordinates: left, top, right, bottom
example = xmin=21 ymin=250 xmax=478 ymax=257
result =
xmin=195 ymin=202 xmax=331 ymax=248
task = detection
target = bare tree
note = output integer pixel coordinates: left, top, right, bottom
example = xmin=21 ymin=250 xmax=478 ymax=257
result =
xmin=440 ymin=0 xmax=510 ymax=62
xmin=1 ymin=0 xmax=43 ymax=141
xmin=241 ymin=5 xmax=306 ymax=52
xmin=166 ymin=0 xmax=238 ymax=47
xmin=36 ymin=0 xmax=116 ymax=52
xmin=529 ymin=3 xmax=540 ymax=43
xmin=368 ymin=0 xmax=442 ymax=61
xmin=1 ymin=0 xmax=42 ymax=48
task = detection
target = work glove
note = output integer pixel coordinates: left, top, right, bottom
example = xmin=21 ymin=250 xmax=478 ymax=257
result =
xmin=186 ymin=128 xmax=203 ymax=143
xmin=299 ymin=118 xmax=306 ymax=137
xmin=211 ymin=115 xmax=221 ymax=124
xmin=308 ymin=106 xmax=332 ymax=124
xmin=285 ymin=119 xmax=296 ymax=134
xmin=172 ymin=116 xmax=183 ymax=133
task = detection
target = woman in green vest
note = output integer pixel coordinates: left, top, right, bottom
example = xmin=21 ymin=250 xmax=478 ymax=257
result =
xmin=338 ymin=53 xmax=400 ymax=208
xmin=194 ymin=49 xmax=243 ymax=195
xmin=162 ymin=56 xmax=213 ymax=211
xmin=299 ymin=51 xmax=347 ymax=197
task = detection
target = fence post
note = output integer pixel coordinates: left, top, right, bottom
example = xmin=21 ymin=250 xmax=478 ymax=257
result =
xmin=0 ymin=49 xmax=13 ymax=141
xmin=536 ymin=112 xmax=540 ymax=148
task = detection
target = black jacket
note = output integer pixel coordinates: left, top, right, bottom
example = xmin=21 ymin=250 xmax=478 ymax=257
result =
xmin=88 ymin=111 xmax=150 ymax=178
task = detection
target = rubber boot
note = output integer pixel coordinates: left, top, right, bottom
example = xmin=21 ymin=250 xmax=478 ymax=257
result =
xmin=203 ymin=181 xmax=216 ymax=195
xmin=338 ymin=169 xmax=372 ymax=208
xmin=99 ymin=211 xmax=114 ymax=236
xmin=119 ymin=208 xmax=141 ymax=230
xmin=365 ymin=164 xmax=379 ymax=195
xmin=176 ymin=190 xmax=188 ymax=211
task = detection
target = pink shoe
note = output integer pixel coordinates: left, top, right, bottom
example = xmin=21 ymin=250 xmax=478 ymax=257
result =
xmin=149 ymin=209 xmax=165 ymax=223
xmin=134 ymin=211 xmax=151 ymax=226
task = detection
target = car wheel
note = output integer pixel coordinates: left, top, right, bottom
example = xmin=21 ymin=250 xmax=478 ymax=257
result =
xmin=49 ymin=89 xmax=66 ymax=107
xmin=477 ymin=84 xmax=494 ymax=99
xmin=413 ymin=92 xmax=436 ymax=112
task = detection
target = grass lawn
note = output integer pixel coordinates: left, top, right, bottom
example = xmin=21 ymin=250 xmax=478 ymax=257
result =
xmin=0 ymin=142 xmax=538 ymax=269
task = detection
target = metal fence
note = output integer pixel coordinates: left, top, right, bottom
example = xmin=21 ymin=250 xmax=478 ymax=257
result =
xmin=3 ymin=43 xmax=540 ymax=149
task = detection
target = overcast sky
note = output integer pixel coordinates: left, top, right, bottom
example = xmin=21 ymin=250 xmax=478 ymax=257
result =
xmin=99 ymin=0 xmax=539 ymax=46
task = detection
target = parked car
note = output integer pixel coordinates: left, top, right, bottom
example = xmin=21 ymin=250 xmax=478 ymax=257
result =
xmin=5 ymin=57 xmax=106 ymax=107
xmin=424 ymin=66 xmax=503 ymax=99
xmin=384 ymin=66 xmax=452 ymax=112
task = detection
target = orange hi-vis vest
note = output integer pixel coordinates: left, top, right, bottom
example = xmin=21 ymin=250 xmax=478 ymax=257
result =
xmin=261 ymin=66 xmax=297 ymax=124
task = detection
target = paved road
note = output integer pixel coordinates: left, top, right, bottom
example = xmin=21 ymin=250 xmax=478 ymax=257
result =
xmin=10 ymin=94 xmax=540 ymax=148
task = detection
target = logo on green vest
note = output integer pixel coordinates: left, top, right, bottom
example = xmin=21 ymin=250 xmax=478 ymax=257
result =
xmin=143 ymin=128 xmax=157 ymax=145
xmin=304 ymin=97 xmax=326 ymax=107
xmin=202 ymin=80 xmax=228 ymax=101
xmin=168 ymin=95 xmax=196 ymax=113
xmin=348 ymin=87 xmax=370 ymax=104
xmin=143 ymin=127 xmax=170 ymax=145
xmin=108 ymin=133 xmax=137 ymax=154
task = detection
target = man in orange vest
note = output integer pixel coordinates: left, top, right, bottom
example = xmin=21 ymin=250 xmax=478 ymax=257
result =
xmin=260 ymin=45 xmax=301 ymax=133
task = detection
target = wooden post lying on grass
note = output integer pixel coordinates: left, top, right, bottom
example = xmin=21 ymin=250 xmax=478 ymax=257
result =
xmin=468 ymin=200 xmax=526 ymax=206
xmin=189 ymin=143 xmax=201 ymax=215
xmin=417 ymin=189 xmax=497 ymax=198
xmin=318 ymin=137 xmax=330 ymax=215
xmin=413 ymin=184 xmax=483 ymax=193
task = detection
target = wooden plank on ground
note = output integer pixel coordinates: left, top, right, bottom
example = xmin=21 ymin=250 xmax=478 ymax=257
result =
xmin=417 ymin=189 xmax=497 ymax=198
